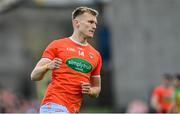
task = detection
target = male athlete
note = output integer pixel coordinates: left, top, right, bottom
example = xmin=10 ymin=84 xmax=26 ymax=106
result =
xmin=151 ymin=73 xmax=174 ymax=113
xmin=31 ymin=6 xmax=102 ymax=113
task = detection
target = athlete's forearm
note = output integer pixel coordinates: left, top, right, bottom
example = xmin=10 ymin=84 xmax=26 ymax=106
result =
xmin=151 ymin=97 xmax=161 ymax=111
xmin=89 ymin=86 xmax=101 ymax=98
xmin=31 ymin=64 xmax=49 ymax=81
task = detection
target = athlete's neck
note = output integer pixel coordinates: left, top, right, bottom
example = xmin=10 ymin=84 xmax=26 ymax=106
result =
xmin=69 ymin=35 xmax=88 ymax=45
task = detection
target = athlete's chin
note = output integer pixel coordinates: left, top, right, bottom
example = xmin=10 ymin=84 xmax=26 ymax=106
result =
xmin=87 ymin=34 xmax=94 ymax=38
xmin=88 ymin=36 xmax=93 ymax=39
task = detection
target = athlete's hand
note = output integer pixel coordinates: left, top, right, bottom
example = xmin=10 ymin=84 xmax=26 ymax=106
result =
xmin=156 ymin=104 xmax=162 ymax=112
xmin=47 ymin=58 xmax=62 ymax=70
xmin=80 ymin=81 xmax=91 ymax=95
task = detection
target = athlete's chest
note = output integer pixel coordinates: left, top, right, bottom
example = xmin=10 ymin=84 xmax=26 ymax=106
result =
xmin=55 ymin=44 xmax=98 ymax=72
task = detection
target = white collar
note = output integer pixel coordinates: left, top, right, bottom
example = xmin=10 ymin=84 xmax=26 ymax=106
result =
xmin=69 ymin=37 xmax=88 ymax=46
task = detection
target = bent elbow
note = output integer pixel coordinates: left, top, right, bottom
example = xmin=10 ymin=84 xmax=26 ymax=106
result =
xmin=31 ymin=77 xmax=36 ymax=81
xmin=30 ymin=72 xmax=40 ymax=81
xmin=31 ymin=73 xmax=36 ymax=81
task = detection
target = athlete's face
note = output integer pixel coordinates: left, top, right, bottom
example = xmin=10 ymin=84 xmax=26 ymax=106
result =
xmin=76 ymin=13 xmax=97 ymax=38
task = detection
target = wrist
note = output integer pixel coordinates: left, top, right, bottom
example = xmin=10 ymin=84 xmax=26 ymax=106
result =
xmin=88 ymin=87 xmax=99 ymax=98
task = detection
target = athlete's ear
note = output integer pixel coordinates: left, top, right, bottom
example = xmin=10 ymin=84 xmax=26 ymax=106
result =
xmin=72 ymin=19 xmax=80 ymax=28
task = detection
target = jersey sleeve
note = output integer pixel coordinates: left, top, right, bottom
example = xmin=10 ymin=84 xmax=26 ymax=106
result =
xmin=91 ymin=53 xmax=102 ymax=76
xmin=42 ymin=40 xmax=57 ymax=60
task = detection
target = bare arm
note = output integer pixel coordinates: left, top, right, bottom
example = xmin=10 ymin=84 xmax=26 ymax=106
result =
xmin=31 ymin=58 xmax=62 ymax=81
xmin=151 ymin=95 xmax=161 ymax=112
xmin=81 ymin=75 xmax=101 ymax=98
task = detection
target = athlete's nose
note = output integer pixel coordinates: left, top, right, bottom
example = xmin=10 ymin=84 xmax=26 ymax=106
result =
xmin=92 ymin=23 xmax=96 ymax=29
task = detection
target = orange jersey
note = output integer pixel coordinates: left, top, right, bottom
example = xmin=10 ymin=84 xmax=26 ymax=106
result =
xmin=152 ymin=85 xmax=174 ymax=113
xmin=41 ymin=38 xmax=102 ymax=113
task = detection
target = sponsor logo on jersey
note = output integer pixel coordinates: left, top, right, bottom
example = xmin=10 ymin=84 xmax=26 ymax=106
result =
xmin=66 ymin=58 xmax=92 ymax=73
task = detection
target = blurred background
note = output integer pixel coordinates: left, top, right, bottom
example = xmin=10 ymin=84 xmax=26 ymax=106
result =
xmin=1 ymin=0 xmax=180 ymax=113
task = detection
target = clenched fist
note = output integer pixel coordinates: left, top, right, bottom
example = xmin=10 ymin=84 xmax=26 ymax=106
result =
xmin=47 ymin=58 xmax=62 ymax=70
xmin=80 ymin=81 xmax=91 ymax=95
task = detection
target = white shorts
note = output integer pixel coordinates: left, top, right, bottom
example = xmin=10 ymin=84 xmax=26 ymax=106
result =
xmin=39 ymin=102 xmax=69 ymax=114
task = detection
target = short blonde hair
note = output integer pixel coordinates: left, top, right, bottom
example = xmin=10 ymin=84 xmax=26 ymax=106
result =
xmin=72 ymin=6 xmax=99 ymax=19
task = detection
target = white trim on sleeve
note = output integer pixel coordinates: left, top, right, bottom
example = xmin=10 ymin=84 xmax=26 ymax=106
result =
xmin=91 ymin=75 xmax=100 ymax=78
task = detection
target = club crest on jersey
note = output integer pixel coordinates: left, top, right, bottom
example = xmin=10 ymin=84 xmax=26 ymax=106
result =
xmin=66 ymin=58 xmax=92 ymax=73
xmin=89 ymin=53 xmax=94 ymax=59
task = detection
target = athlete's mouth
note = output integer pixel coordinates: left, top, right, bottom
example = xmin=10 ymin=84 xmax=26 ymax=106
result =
xmin=89 ymin=30 xmax=94 ymax=34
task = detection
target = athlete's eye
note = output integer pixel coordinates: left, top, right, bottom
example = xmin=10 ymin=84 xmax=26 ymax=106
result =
xmin=88 ymin=21 xmax=94 ymax=24
xmin=88 ymin=20 xmax=97 ymax=26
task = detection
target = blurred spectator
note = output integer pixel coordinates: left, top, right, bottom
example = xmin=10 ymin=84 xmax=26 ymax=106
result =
xmin=150 ymin=73 xmax=174 ymax=113
xmin=0 ymin=88 xmax=40 ymax=113
xmin=126 ymin=99 xmax=149 ymax=113
xmin=0 ymin=89 xmax=18 ymax=113
xmin=18 ymin=98 xmax=40 ymax=113
xmin=170 ymin=73 xmax=180 ymax=113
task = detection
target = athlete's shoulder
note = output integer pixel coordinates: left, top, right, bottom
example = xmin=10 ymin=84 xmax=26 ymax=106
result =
xmin=88 ymin=44 xmax=102 ymax=57
xmin=155 ymin=85 xmax=162 ymax=89
xmin=49 ymin=37 xmax=69 ymax=45
xmin=155 ymin=85 xmax=166 ymax=92
xmin=54 ymin=37 xmax=69 ymax=43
